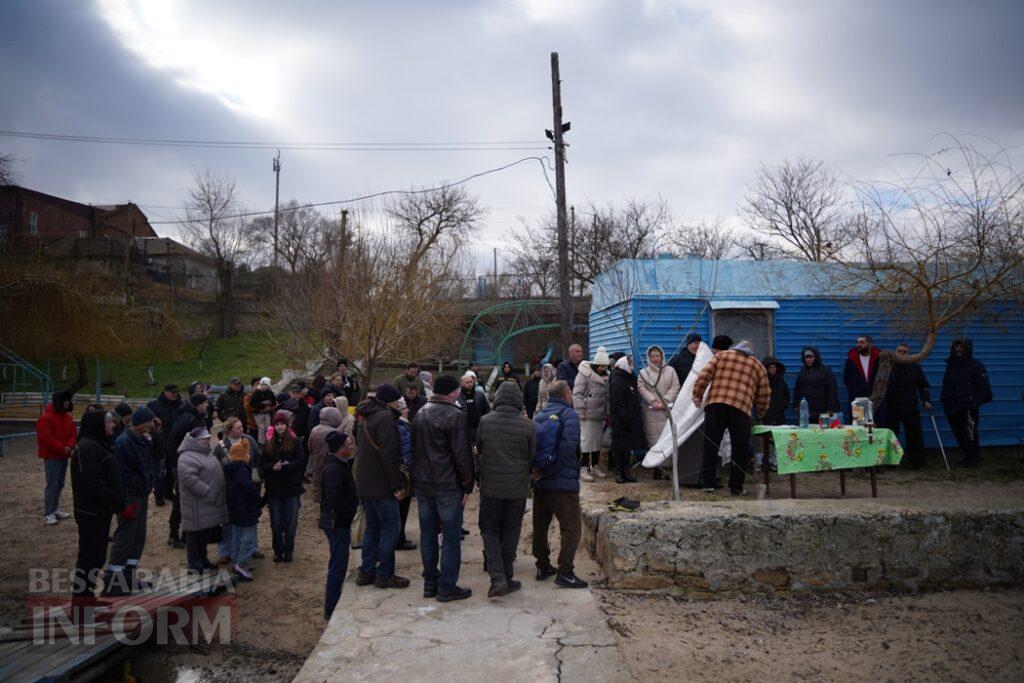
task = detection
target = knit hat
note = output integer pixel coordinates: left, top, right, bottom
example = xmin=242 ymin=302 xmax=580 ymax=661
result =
xmin=433 ymin=374 xmax=460 ymax=395
xmin=260 ymin=376 xmax=272 ymax=388
xmin=229 ymin=439 xmax=250 ymax=463
xmin=114 ymin=402 xmax=133 ymax=418
xmin=131 ymin=406 xmax=156 ymax=425
xmin=375 ymin=383 xmax=402 ymax=404
xmin=189 ymin=425 xmax=211 ymax=440
xmin=272 ymin=411 xmax=292 ymax=425
xmin=189 ymin=393 xmax=208 ymax=407
xmin=684 ymin=332 xmax=702 ymax=346
xmin=711 ymin=335 xmax=734 ymax=351
xmin=614 ymin=355 xmax=633 ymax=372
xmin=592 ymin=346 xmax=610 ymax=365
xmin=163 ymin=384 xmax=179 ymax=393
xmin=325 ymin=430 xmax=349 ymax=453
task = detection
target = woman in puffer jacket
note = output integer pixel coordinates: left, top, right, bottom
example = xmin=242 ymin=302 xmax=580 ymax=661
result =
xmin=571 ymin=346 xmax=611 ymax=482
xmin=638 ymin=345 xmax=681 ymax=447
xmin=177 ymin=426 xmax=228 ymax=572
xmin=537 ymin=363 xmax=557 ymax=414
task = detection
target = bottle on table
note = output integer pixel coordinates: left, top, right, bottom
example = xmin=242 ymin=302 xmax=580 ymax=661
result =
xmin=799 ymin=398 xmax=809 ymax=429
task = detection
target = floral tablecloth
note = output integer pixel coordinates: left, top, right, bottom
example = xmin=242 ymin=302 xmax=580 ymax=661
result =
xmin=751 ymin=425 xmax=903 ymax=474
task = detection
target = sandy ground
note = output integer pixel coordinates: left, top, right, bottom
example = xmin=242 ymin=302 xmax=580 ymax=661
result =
xmin=2 ymin=436 xmax=1022 ymax=681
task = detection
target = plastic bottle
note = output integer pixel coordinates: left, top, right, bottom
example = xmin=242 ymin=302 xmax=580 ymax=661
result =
xmin=799 ymin=398 xmax=809 ymax=429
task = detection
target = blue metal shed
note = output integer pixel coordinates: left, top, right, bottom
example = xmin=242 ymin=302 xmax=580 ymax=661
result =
xmin=589 ymin=257 xmax=1024 ymax=448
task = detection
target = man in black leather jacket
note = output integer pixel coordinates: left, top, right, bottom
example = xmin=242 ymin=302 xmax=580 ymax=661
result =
xmin=411 ymin=374 xmax=475 ymax=602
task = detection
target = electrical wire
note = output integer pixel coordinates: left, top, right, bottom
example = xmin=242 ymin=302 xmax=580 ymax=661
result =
xmin=150 ymin=155 xmax=553 ymax=225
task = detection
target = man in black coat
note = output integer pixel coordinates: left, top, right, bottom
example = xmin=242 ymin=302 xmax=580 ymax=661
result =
xmin=940 ymin=339 xmax=992 ymax=468
xmin=319 ymin=431 xmax=358 ymax=620
xmin=883 ymin=343 xmax=932 ymax=468
xmin=793 ymin=347 xmax=840 ymax=422
xmin=353 ymin=384 xmax=410 ymax=590
xmin=843 ymin=335 xmax=882 ymax=421
xmin=335 ymin=358 xmax=362 ymax=405
xmin=609 ymin=357 xmax=645 ymax=484
xmin=215 ymin=377 xmax=247 ymax=422
xmin=668 ymin=333 xmax=702 ymax=383
xmin=402 ymin=384 xmax=428 ymax=423
xmin=523 ymin=368 xmax=541 ymax=419
xmin=147 ymin=384 xmax=183 ymax=507
xmin=70 ymin=410 xmax=126 ymax=608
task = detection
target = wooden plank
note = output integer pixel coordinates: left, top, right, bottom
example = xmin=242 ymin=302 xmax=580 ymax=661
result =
xmin=8 ymin=637 xmax=118 ymax=683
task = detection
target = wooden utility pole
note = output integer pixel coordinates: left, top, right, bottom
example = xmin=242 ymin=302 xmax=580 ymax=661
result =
xmin=493 ymin=247 xmax=499 ymax=298
xmin=272 ymin=150 xmax=281 ymax=269
xmin=337 ymin=209 xmax=349 ymax=270
xmin=550 ymin=52 xmax=573 ymax=353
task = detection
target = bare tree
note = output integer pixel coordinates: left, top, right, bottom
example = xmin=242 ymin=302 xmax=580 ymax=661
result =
xmin=0 ymin=153 xmax=20 ymax=185
xmin=839 ymin=138 xmax=1024 ymax=403
xmin=672 ymin=218 xmax=735 ymax=260
xmin=503 ymin=218 xmax=559 ymax=298
xmin=251 ymin=201 xmax=335 ymax=273
xmin=742 ymin=157 xmax=849 ymax=261
xmin=179 ymin=170 xmax=253 ymax=337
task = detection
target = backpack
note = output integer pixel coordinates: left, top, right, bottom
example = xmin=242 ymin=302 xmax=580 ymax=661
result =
xmin=533 ymin=411 xmax=564 ymax=471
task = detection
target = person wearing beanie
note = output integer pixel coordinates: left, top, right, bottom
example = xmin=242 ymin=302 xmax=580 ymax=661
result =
xmin=148 ymin=384 xmax=183 ymax=508
xmin=572 ymin=347 xmax=611 ymax=482
xmin=307 ymin=387 xmax=337 ymax=434
xmin=319 ymin=430 xmax=358 ymax=620
xmin=177 ymin=426 xmax=226 ymax=571
xmin=105 ymin=407 xmax=160 ymax=595
xmin=668 ymin=333 xmax=703 ymax=383
xmin=411 ymin=374 xmax=475 ymax=601
xmin=164 ymin=392 xmax=210 ymax=549
xmin=418 ymin=371 xmax=434 ymax=399
xmin=353 ymin=384 xmax=411 ymax=590
xmin=711 ymin=335 xmax=734 ymax=354
xmin=251 ymin=378 xmax=278 ymax=446
xmin=260 ymin=412 xmax=307 ymax=562
xmin=212 ymin=417 xmax=263 ymax=565
xmin=36 ymin=390 xmax=77 ymax=526
xmin=223 ymin=439 xmax=260 ymax=581
xmin=692 ymin=340 xmax=770 ymax=495
xmin=112 ymin=402 xmax=133 ymax=439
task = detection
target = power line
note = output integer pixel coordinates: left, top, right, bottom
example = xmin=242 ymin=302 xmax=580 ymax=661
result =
xmin=151 ymin=155 xmax=553 ymax=225
xmin=0 ymin=129 xmax=549 ymax=152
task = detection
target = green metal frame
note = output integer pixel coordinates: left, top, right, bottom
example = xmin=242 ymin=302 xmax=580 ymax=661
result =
xmin=458 ymin=300 xmax=561 ymax=369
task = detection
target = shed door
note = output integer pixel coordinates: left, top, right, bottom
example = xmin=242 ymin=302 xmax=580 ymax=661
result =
xmin=712 ymin=309 xmax=774 ymax=356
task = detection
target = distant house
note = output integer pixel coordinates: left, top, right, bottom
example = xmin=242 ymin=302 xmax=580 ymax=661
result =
xmin=0 ymin=185 xmax=158 ymax=249
xmin=135 ymin=237 xmax=218 ymax=294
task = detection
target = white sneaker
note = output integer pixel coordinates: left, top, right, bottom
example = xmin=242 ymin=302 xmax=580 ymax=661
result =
xmin=43 ymin=514 xmax=58 ymax=526
xmin=592 ymin=465 xmax=609 ymax=479
xmin=54 ymin=510 xmax=71 ymax=520
xmin=580 ymin=467 xmax=595 ymax=483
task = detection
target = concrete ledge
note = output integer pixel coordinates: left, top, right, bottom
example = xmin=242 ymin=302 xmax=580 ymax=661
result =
xmin=583 ymin=499 xmax=1024 ymax=594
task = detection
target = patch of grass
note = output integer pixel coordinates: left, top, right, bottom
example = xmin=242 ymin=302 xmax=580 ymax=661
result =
xmin=97 ymin=333 xmax=298 ymax=399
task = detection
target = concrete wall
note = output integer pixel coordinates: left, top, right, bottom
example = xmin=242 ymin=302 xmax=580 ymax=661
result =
xmin=583 ymin=500 xmax=1024 ymax=595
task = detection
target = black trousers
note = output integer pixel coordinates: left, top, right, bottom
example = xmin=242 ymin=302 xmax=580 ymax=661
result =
xmin=479 ymin=496 xmax=527 ymax=584
xmin=186 ymin=528 xmax=210 ymax=569
xmin=614 ymin=450 xmax=631 ymax=478
xmin=700 ymin=404 xmax=752 ymax=493
xmin=885 ymin=408 xmax=926 ymax=466
xmin=947 ymin=407 xmax=981 ymax=464
xmin=398 ymin=494 xmax=412 ymax=544
xmin=73 ymin=512 xmax=113 ymax=598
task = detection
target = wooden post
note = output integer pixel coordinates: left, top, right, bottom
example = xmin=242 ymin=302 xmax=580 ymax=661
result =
xmin=789 ymin=473 xmax=796 ymax=499
xmin=550 ymin=52 xmax=573 ymax=353
xmin=839 ymin=469 xmax=846 ymax=496
xmin=869 ymin=467 xmax=878 ymax=498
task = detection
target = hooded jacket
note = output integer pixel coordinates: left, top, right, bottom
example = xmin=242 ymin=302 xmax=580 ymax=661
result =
xmin=609 ymin=363 xmax=646 ymax=452
xmin=309 ymin=406 xmax=344 ymax=492
xmin=792 ymin=346 xmax=840 ymax=419
xmin=761 ymin=356 xmax=791 ymax=425
xmin=36 ymin=392 xmax=77 ymax=461
xmin=176 ymin=433 xmax=228 ymax=532
xmin=214 ymin=386 xmax=246 ymax=421
xmin=523 ymin=373 xmax=541 ymax=418
xmin=354 ymin=398 xmax=405 ymax=500
xmin=537 ymin=363 xmax=557 ymax=413
xmin=639 ymin=346 xmax=681 ymax=445
xmin=70 ymin=411 xmax=124 ymax=517
xmin=319 ymin=453 xmax=358 ymax=532
xmin=410 ymin=397 xmax=475 ymax=497
xmin=843 ymin=346 xmax=882 ymax=400
xmin=532 ymin=397 xmax=582 ymax=493
xmin=260 ymin=430 xmax=307 ymax=498
xmin=476 ymin=382 xmax=535 ymax=499
xmin=571 ymin=360 xmax=610 ymax=421
xmin=224 ymin=456 xmax=261 ymax=527
xmin=940 ymin=339 xmax=992 ymax=415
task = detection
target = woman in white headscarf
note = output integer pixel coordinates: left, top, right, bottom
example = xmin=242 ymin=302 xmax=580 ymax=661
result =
xmin=638 ymin=345 xmax=681 ymax=447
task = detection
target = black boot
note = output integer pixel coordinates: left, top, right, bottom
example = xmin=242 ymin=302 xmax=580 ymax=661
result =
xmin=168 ymin=529 xmax=185 ymax=549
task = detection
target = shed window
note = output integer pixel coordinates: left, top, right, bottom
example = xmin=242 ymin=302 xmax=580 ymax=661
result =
xmin=712 ymin=309 xmax=774 ymax=356
xmin=28 ymin=211 xmax=38 ymax=235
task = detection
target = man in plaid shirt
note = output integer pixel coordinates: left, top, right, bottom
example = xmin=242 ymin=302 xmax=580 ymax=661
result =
xmin=692 ymin=340 xmax=771 ymax=495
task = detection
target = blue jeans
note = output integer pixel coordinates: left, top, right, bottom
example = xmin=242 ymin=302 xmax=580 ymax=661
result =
xmin=268 ymin=496 xmax=300 ymax=556
xmin=227 ymin=524 xmax=258 ymax=567
xmin=323 ymin=527 xmax=352 ymax=616
xmin=360 ymin=498 xmax=399 ymax=579
xmin=43 ymin=459 xmax=68 ymax=516
xmin=416 ymin=492 xmax=463 ymax=592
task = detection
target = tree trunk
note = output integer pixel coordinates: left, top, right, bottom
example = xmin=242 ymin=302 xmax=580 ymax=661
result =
xmin=63 ymin=354 xmax=89 ymax=396
xmin=216 ymin=261 xmax=237 ymax=338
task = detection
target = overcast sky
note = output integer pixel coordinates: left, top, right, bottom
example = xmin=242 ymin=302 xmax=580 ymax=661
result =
xmin=2 ymin=0 xmax=1022 ymax=270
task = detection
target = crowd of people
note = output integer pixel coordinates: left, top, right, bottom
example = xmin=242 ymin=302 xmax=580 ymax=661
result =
xmin=37 ymin=337 xmax=991 ymax=619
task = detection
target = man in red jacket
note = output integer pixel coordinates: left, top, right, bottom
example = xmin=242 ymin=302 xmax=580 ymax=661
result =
xmin=37 ymin=391 xmax=77 ymax=525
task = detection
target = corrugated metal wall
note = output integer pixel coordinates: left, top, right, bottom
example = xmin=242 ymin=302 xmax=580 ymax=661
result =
xmin=589 ymin=295 xmax=1024 ymax=448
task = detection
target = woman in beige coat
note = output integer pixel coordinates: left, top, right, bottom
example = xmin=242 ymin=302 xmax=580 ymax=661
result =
xmin=572 ymin=346 xmax=611 ymax=481
xmin=536 ymin=363 xmax=557 ymax=413
xmin=638 ymin=345 xmax=681 ymax=447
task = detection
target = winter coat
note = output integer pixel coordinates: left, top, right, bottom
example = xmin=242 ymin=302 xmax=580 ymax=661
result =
xmin=571 ymin=361 xmax=610 ymax=422
xmin=532 ymin=397 xmax=581 ymax=493
xmin=250 ymin=387 xmax=277 ymax=415
xmin=793 ymin=346 xmax=840 ymax=420
xmin=523 ymin=376 xmax=541 ymax=419
xmin=398 ymin=418 xmax=412 ymax=470
xmin=494 ymin=372 xmax=521 ymax=392
xmin=476 ymin=382 xmax=535 ymax=499
xmin=609 ymin=366 xmax=646 ymax=452
xmin=36 ymin=398 xmax=77 ymax=461
xmin=405 ymin=393 xmax=427 ymax=423
xmin=167 ymin=407 xmax=205 ymax=467
xmin=761 ymin=357 xmax=790 ymax=425
xmin=392 ymin=373 xmax=425 ymax=397
xmin=537 ymin=364 xmax=557 ymax=414
xmin=354 ymin=399 xmax=404 ymax=500
xmin=259 ymin=433 xmax=307 ymax=498
xmin=456 ymin=385 xmax=490 ymax=431
xmin=215 ymin=387 xmax=246 ymax=421
xmin=70 ymin=412 xmax=125 ymax=517
xmin=335 ymin=374 xmax=361 ymax=405
xmin=319 ymin=455 xmax=358 ymax=532
xmin=281 ymin=396 xmax=311 ymax=439
xmin=147 ymin=393 xmax=184 ymax=433
xmin=309 ymin=406 xmax=344 ymax=492
xmin=113 ymin=428 xmax=156 ymax=499
xmin=334 ymin=396 xmax=355 ymax=436
xmin=556 ymin=359 xmax=580 ymax=390
xmin=885 ymin=361 xmax=930 ymax=414
xmin=638 ymin=346 xmax=681 ymax=446
xmin=843 ymin=347 xmax=882 ymax=400
xmin=940 ymin=339 xmax=992 ymax=415
xmin=176 ymin=434 xmax=228 ymax=533
xmin=667 ymin=348 xmax=698 ymax=384
xmin=224 ymin=460 xmax=260 ymax=527
xmin=410 ymin=397 xmax=475 ymax=497
xmin=243 ymin=394 xmax=257 ymax=431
